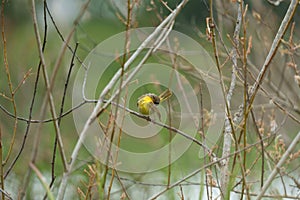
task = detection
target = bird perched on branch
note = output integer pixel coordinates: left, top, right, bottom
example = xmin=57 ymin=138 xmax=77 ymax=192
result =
xmin=137 ymin=89 xmax=172 ymax=120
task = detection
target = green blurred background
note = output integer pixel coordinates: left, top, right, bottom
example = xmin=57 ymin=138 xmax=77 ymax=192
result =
xmin=1 ymin=0 xmax=300 ymax=199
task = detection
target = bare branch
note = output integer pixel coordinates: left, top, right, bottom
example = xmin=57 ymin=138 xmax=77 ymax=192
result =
xmin=256 ymin=131 xmax=300 ymax=199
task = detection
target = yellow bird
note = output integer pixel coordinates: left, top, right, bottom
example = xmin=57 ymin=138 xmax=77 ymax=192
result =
xmin=137 ymin=89 xmax=172 ymax=119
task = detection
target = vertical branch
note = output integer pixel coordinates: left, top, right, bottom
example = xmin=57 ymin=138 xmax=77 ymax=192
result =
xmin=0 ymin=127 xmax=4 ymax=200
xmin=18 ymin=1 xmax=48 ymax=197
xmin=198 ymin=83 xmax=210 ymax=199
xmin=220 ymin=1 xmax=242 ymax=198
xmin=1 ymin=0 xmax=18 ymax=166
xmin=209 ymin=0 xmax=240 ymax=198
xmin=240 ymin=3 xmax=250 ymax=199
xmin=106 ymin=0 xmax=134 ymax=199
xmin=43 ymin=43 xmax=79 ymax=200
xmin=30 ymin=0 xmax=68 ymax=170
xmin=167 ymin=97 xmax=172 ymax=187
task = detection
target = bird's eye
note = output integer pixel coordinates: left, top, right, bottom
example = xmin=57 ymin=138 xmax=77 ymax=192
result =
xmin=153 ymin=96 xmax=160 ymax=105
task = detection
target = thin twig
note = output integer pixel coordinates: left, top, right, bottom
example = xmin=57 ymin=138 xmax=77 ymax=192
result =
xmin=256 ymin=131 xmax=300 ymax=199
xmin=0 ymin=101 xmax=86 ymax=124
xmin=44 ymin=1 xmax=83 ymax=64
xmin=1 ymin=0 xmax=18 ymax=167
xmin=239 ymin=3 xmax=251 ymax=199
xmin=12 ymin=68 xmax=33 ymax=94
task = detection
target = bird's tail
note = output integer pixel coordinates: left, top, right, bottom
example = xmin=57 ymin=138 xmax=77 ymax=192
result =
xmin=158 ymin=89 xmax=172 ymax=102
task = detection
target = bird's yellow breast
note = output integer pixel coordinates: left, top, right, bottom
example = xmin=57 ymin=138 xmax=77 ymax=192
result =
xmin=137 ymin=95 xmax=155 ymax=115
